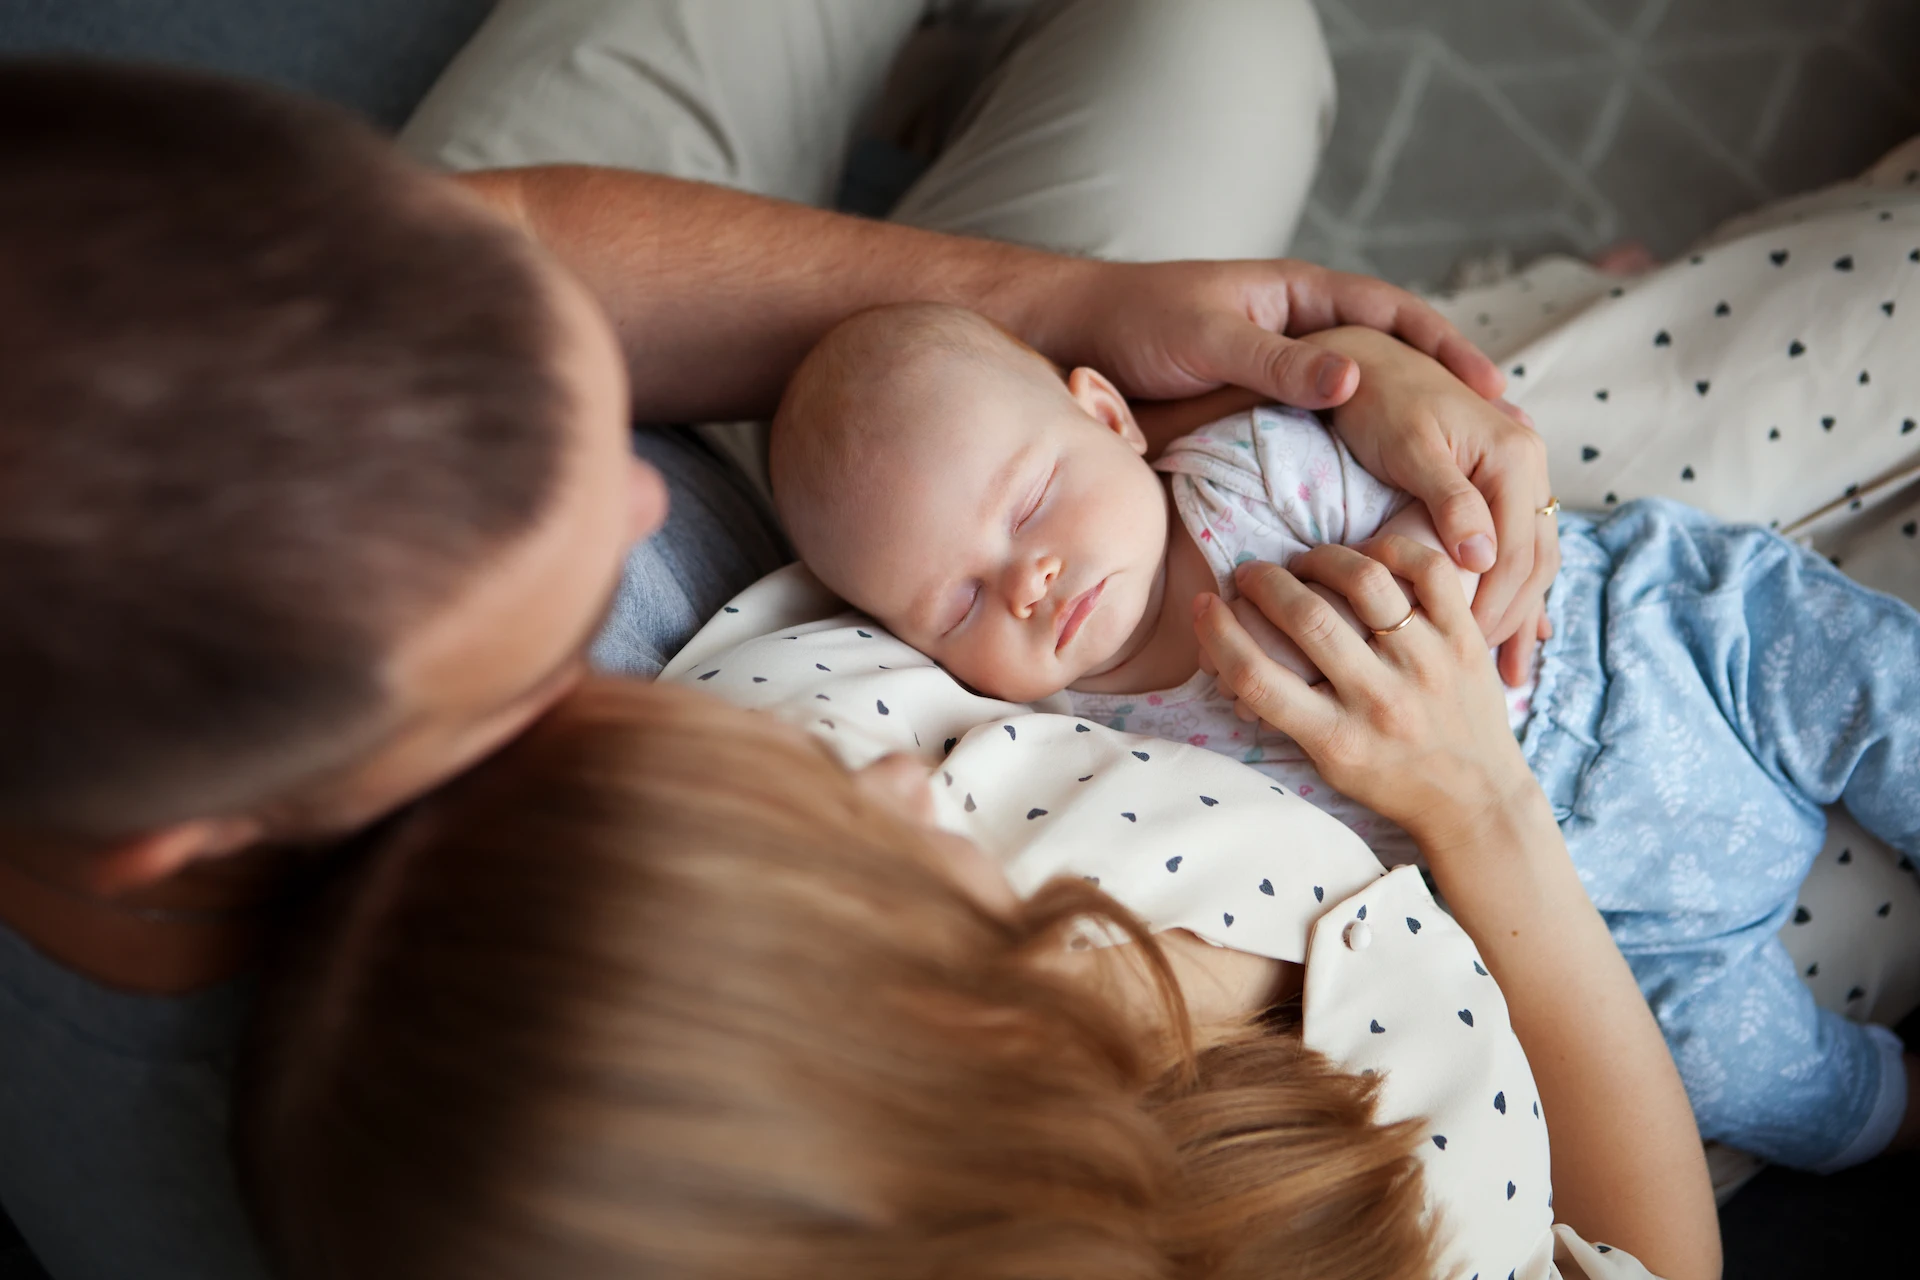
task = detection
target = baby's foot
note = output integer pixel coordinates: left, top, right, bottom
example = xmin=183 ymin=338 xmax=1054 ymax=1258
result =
xmin=1592 ymin=241 xmax=1659 ymax=276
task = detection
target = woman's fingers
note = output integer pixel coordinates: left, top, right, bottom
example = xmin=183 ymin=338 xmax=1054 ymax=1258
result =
xmin=1468 ymin=471 xmax=1543 ymax=643
xmin=1193 ymin=593 xmax=1338 ymax=744
xmin=1497 ymin=519 xmax=1560 ymax=683
xmin=1498 ymin=615 xmax=1542 ymax=687
xmin=1492 ymin=397 xmax=1535 ymax=429
xmin=1231 ymin=557 xmax=1399 ymax=689
xmin=1495 ymin=593 xmax=1557 ymax=687
xmin=1356 ymin=534 xmax=1479 ymax=638
xmin=1275 ymin=544 xmax=1422 ymax=634
xmin=1384 ymin=432 xmax=1501 ymax=574
xmin=1484 ymin=507 xmax=1559 ymax=658
xmin=1521 ymin=514 xmax=1562 ymax=623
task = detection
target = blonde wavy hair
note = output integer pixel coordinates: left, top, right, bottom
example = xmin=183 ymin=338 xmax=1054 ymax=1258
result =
xmin=239 ymin=679 xmax=1437 ymax=1280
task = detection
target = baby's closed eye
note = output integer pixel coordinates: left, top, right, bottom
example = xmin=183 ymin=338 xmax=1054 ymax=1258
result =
xmin=1013 ymin=464 xmax=1055 ymax=532
xmin=940 ymin=582 xmax=981 ymax=635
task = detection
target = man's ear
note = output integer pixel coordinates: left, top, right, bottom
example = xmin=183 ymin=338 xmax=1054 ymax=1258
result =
xmin=1066 ymin=366 xmax=1147 ymax=455
xmin=84 ymin=818 xmax=264 ymax=896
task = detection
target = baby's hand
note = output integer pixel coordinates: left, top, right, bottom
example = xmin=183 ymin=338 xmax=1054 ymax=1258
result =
xmin=1373 ymin=500 xmax=1481 ymax=608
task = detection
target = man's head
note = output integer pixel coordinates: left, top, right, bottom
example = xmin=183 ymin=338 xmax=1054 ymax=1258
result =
xmin=0 ymin=62 xmax=658 ymax=887
xmin=770 ymin=304 xmax=1168 ymax=703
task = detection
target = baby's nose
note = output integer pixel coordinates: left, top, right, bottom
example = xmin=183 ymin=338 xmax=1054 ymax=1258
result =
xmin=1010 ymin=556 xmax=1061 ymax=618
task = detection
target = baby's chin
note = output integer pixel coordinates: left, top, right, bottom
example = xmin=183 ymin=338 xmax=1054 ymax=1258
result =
xmin=1063 ymin=586 xmax=1154 ymax=687
xmin=956 ymin=635 xmax=1126 ymax=705
xmin=953 ymin=657 xmax=1074 ymax=705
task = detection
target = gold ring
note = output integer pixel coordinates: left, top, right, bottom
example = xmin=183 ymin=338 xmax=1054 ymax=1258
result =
xmin=1370 ymin=606 xmax=1418 ymax=638
xmin=1537 ymin=496 xmax=1562 ymax=517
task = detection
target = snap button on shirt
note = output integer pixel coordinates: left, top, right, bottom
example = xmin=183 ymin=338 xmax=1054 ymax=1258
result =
xmin=1343 ymin=919 xmax=1372 ymax=951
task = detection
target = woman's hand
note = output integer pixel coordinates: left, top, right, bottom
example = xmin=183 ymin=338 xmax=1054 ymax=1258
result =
xmin=1126 ymin=319 xmax=1556 ymax=687
xmin=1196 ymin=540 xmax=1722 ymax=1280
xmin=1299 ymin=326 xmax=1558 ymax=687
xmin=1195 ymin=533 xmax=1537 ymax=861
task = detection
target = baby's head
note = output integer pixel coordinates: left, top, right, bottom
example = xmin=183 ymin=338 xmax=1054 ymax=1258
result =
xmin=771 ymin=303 xmax=1168 ymax=702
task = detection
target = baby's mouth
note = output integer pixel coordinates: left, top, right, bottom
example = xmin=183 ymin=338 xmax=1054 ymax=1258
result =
xmin=1054 ymin=578 xmax=1106 ymax=652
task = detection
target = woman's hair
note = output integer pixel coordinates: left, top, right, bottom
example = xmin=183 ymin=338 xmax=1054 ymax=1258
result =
xmin=238 ymin=680 xmax=1437 ymax=1280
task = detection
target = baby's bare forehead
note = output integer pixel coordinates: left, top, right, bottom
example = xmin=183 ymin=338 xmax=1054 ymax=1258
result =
xmin=818 ymin=443 xmax=1011 ymax=612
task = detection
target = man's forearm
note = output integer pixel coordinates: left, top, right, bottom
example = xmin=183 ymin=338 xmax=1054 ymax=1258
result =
xmin=459 ymin=166 xmax=1092 ymax=423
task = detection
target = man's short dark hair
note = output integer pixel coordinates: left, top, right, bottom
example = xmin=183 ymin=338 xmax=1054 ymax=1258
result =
xmin=0 ymin=60 xmax=572 ymax=842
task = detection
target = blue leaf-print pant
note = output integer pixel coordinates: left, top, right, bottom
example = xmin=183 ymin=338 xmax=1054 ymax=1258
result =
xmin=1526 ymin=499 xmax=1919 ymax=1170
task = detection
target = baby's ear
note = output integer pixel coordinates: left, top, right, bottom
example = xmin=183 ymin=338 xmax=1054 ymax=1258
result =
xmin=1066 ymin=366 xmax=1147 ymax=455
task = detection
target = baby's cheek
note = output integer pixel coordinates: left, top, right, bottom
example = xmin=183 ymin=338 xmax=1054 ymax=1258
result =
xmin=937 ymin=634 xmax=1009 ymax=695
xmin=965 ymin=637 xmax=1061 ymax=703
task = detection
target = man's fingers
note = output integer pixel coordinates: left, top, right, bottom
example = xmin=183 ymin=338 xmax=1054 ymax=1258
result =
xmin=1279 ymin=267 xmax=1505 ymax=401
xmin=1217 ymin=323 xmax=1360 ymax=408
xmin=1193 ymin=593 xmax=1335 ymax=744
xmin=1376 ymin=308 xmax=1504 ymax=402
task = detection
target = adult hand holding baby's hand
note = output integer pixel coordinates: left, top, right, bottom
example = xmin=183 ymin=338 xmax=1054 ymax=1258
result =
xmin=1299 ymin=326 xmax=1558 ymax=686
xmin=1202 ymin=543 xmax=1723 ymax=1280
xmin=1194 ymin=535 xmax=1541 ymax=864
xmin=1037 ymin=262 xmax=1551 ymax=682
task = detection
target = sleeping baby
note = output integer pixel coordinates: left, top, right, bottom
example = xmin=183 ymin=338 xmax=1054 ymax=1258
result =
xmin=769 ymin=301 xmax=1920 ymax=1177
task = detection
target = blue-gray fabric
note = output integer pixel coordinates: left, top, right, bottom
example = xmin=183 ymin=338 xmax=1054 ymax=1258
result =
xmin=0 ymin=428 xmax=786 ymax=1279
xmin=0 ymin=0 xmax=494 ymax=130
xmin=1528 ymin=500 xmax=1920 ymax=1170
xmin=593 ymin=429 xmax=791 ymax=677
xmin=0 ymin=927 xmax=264 ymax=1280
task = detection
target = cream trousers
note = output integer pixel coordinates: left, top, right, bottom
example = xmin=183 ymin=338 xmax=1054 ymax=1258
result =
xmin=399 ymin=0 xmax=1336 ymax=262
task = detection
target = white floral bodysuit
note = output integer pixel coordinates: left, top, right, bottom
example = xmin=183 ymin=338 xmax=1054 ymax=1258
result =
xmin=1069 ymin=406 xmax=1537 ymax=866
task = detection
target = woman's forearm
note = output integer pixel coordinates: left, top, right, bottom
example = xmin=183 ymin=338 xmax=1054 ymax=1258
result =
xmin=1423 ymin=790 xmax=1721 ymax=1280
xmin=457 ymin=166 xmax=1086 ymax=424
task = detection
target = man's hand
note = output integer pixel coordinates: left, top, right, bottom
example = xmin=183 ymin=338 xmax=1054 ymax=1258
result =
xmin=459 ymin=166 xmax=1504 ymax=429
xmin=1035 ymin=257 xmax=1506 ymax=411
xmin=1296 ymin=326 xmax=1556 ymax=685
xmin=459 ymin=171 xmax=1536 ymax=655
